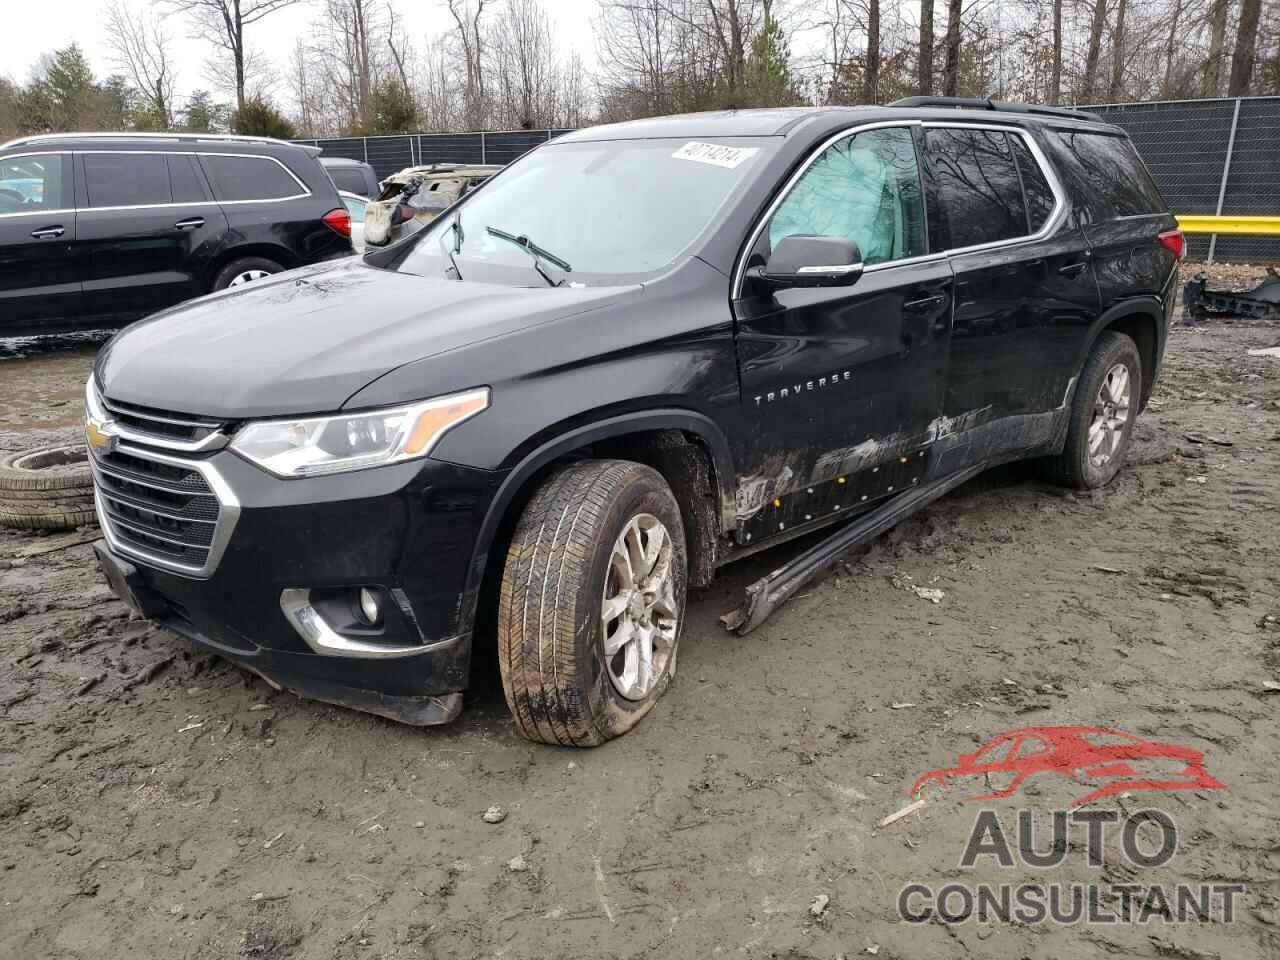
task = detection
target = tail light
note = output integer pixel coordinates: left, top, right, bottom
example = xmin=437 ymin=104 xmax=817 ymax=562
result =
xmin=392 ymin=203 xmax=416 ymax=226
xmin=322 ymin=207 xmax=351 ymax=238
xmin=1157 ymin=229 xmax=1185 ymax=260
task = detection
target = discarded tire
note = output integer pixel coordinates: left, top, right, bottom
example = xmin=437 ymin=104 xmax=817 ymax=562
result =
xmin=0 ymin=443 xmax=97 ymax=532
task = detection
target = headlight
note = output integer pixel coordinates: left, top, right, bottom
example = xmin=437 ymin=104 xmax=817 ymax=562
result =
xmin=229 ymin=388 xmax=489 ymax=478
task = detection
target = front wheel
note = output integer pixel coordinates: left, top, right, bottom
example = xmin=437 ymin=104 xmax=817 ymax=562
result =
xmin=496 ymin=460 xmax=687 ymax=746
xmin=1044 ymin=331 xmax=1143 ymax=489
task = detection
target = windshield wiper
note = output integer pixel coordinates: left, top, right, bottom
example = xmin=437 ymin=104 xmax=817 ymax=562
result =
xmin=445 ymin=215 xmax=464 ymax=279
xmin=485 ymin=226 xmax=571 ymax=287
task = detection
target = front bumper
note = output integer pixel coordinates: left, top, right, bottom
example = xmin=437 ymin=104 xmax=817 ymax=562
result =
xmin=92 ymin=449 xmax=505 ymax=725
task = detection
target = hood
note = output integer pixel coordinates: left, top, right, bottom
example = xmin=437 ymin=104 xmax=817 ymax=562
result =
xmin=95 ymin=258 xmax=640 ymax=418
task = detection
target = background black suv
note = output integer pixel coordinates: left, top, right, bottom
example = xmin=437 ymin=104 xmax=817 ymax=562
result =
xmin=0 ymin=133 xmax=353 ymax=337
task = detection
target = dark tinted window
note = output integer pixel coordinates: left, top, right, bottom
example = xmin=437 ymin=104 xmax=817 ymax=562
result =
xmin=1050 ymin=131 xmax=1166 ymax=222
xmin=85 ymin=152 xmax=170 ymax=207
xmin=923 ymin=128 xmax=1026 ymax=250
xmin=0 ymin=153 xmax=70 ymax=212
xmin=200 ymin=154 xmax=304 ymax=202
xmin=329 ymin=167 xmax=368 ymax=195
xmin=767 ymin=126 xmax=925 ymax=265
xmin=1009 ymin=135 xmax=1057 ymax=233
xmin=168 ymin=154 xmax=208 ymax=203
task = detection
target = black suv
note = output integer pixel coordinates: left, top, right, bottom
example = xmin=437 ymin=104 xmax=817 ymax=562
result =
xmin=87 ymin=99 xmax=1182 ymax=745
xmin=0 ymin=133 xmax=353 ymax=337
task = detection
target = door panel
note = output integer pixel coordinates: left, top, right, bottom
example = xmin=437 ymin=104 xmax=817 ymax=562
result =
xmin=0 ymin=153 xmax=80 ymax=335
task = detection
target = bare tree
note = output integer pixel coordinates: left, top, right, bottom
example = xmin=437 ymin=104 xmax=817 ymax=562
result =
xmin=864 ymin=0 xmax=881 ymax=101
xmin=158 ymin=0 xmax=307 ymax=110
xmin=941 ymin=0 xmax=962 ymax=95
xmin=104 ymin=0 xmax=177 ymax=124
xmin=1049 ymin=0 xmax=1062 ymax=103
xmin=1108 ymin=0 xmax=1128 ymax=99
xmin=1228 ymin=0 xmax=1262 ymax=93
xmin=447 ymin=0 xmax=490 ymax=129
xmin=919 ymin=0 xmax=934 ymax=94
xmin=1080 ymin=0 xmax=1108 ymax=101
xmin=1204 ymin=0 xmax=1231 ymax=94
xmin=491 ymin=0 xmax=558 ymax=126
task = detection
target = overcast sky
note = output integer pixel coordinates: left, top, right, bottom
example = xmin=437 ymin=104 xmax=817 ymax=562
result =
xmin=2 ymin=0 xmax=603 ymax=110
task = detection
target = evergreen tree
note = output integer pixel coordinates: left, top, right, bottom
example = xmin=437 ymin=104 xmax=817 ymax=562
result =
xmin=183 ymin=90 xmax=230 ymax=132
xmin=364 ymin=78 xmax=419 ymax=135
xmin=746 ymin=17 xmax=801 ymax=107
xmin=231 ymin=96 xmax=297 ymax=139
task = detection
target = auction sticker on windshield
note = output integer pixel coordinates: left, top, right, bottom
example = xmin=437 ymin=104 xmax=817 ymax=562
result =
xmin=672 ymin=141 xmax=760 ymax=169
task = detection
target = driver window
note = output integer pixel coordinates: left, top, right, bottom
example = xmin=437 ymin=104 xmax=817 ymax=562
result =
xmin=0 ymin=154 xmax=69 ymax=213
xmin=766 ymin=127 xmax=925 ymax=266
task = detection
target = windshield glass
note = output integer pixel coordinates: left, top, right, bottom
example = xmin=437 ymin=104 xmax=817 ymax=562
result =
xmin=397 ymin=137 xmax=773 ymax=284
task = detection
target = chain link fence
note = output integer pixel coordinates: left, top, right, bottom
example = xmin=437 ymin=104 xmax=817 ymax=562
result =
xmin=304 ymin=96 xmax=1280 ymax=264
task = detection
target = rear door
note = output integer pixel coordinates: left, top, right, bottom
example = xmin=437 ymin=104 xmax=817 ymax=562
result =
xmin=74 ymin=151 xmax=230 ymax=322
xmin=920 ymin=124 xmax=1098 ymax=471
xmin=0 ymin=152 xmax=80 ymax=335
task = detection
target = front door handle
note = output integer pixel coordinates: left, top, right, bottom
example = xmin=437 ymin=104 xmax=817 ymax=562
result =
xmin=174 ymin=217 xmax=205 ymax=230
xmin=1058 ymin=260 xmax=1089 ymax=277
xmin=30 ymin=225 xmax=64 ymax=239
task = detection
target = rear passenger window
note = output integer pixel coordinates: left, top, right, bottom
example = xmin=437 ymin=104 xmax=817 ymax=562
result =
xmin=168 ymin=154 xmax=208 ymax=203
xmin=84 ymin=153 xmax=170 ymax=207
xmin=1009 ymin=135 xmax=1057 ymax=233
xmin=199 ymin=155 xmax=304 ymax=202
xmin=767 ymin=126 xmax=926 ymax=265
xmin=922 ymin=128 xmax=1026 ymax=249
xmin=1050 ymin=131 xmax=1165 ymax=222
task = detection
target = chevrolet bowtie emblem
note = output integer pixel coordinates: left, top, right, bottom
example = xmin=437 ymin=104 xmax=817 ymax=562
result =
xmin=85 ymin=418 xmax=118 ymax=455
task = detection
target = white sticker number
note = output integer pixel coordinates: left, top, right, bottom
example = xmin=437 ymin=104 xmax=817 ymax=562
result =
xmin=672 ymin=141 xmax=760 ymax=169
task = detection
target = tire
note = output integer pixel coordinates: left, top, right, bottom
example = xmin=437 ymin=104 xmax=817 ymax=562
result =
xmin=0 ymin=443 xmax=97 ymax=532
xmin=1043 ymin=331 xmax=1143 ymax=489
xmin=496 ymin=460 xmax=688 ymax=746
xmin=212 ymin=257 xmax=284 ymax=292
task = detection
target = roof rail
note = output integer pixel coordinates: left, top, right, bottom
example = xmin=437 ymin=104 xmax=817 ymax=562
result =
xmin=888 ymin=96 xmax=1103 ymax=124
xmin=0 ymin=131 xmax=299 ymax=151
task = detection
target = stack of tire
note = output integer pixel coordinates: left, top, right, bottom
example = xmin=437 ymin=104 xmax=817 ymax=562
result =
xmin=0 ymin=443 xmax=97 ymax=532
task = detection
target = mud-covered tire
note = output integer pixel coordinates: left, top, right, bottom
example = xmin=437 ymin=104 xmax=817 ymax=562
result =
xmin=1043 ymin=331 xmax=1143 ymax=489
xmin=212 ymin=257 xmax=283 ymax=292
xmin=0 ymin=443 xmax=96 ymax=531
xmin=496 ymin=460 xmax=687 ymax=746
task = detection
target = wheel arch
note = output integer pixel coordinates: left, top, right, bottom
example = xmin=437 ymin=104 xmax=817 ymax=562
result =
xmin=459 ymin=410 xmax=737 ymax=639
xmin=1077 ymin=299 xmax=1163 ymax=410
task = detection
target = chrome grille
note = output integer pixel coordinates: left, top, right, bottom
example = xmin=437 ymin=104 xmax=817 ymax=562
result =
xmin=91 ymin=442 xmax=239 ymax=578
xmin=98 ymin=391 xmax=228 ymax=452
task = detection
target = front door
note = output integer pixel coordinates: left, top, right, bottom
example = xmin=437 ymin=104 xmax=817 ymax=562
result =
xmin=731 ymin=125 xmax=954 ymax=545
xmin=0 ymin=152 xmax=80 ymax=335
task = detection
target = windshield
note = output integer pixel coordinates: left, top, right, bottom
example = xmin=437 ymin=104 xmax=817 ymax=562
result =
xmin=397 ymin=137 xmax=773 ymax=284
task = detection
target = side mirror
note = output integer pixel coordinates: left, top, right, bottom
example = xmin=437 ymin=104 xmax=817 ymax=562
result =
xmin=749 ymin=235 xmax=863 ymax=290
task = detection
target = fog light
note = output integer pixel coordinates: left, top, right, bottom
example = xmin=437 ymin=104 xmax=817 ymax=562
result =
xmin=357 ymin=587 xmax=382 ymax=625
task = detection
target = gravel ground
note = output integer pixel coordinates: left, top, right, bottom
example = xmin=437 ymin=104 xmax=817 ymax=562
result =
xmin=1 ymin=265 xmax=1278 ymax=959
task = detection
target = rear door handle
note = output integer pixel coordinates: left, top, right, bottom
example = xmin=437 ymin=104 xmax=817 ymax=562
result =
xmin=174 ymin=217 xmax=205 ymax=230
xmin=1058 ymin=261 xmax=1089 ymax=277
xmin=30 ymin=225 xmax=64 ymax=239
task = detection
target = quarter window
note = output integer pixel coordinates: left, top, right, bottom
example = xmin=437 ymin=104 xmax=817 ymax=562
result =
xmin=766 ymin=127 xmax=925 ymax=266
xmin=0 ymin=153 xmax=69 ymax=212
xmin=923 ymin=128 xmax=1027 ymax=250
xmin=1050 ymin=130 xmax=1165 ymax=222
xmin=329 ymin=167 xmax=368 ymax=195
xmin=85 ymin=153 xmax=170 ymax=207
xmin=199 ymin=155 xmax=304 ymax=202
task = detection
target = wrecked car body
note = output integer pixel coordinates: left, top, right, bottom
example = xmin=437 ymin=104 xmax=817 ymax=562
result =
xmin=362 ymin=164 xmax=503 ymax=247
xmin=1183 ymin=271 xmax=1280 ymax=321
xmin=88 ymin=100 xmax=1180 ymax=746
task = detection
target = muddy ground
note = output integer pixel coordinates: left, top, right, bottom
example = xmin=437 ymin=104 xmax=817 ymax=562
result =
xmin=1 ymin=267 xmax=1278 ymax=959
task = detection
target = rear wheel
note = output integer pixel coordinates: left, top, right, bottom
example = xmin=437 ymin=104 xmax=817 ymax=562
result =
xmin=1044 ymin=331 xmax=1143 ymax=489
xmin=212 ymin=257 xmax=283 ymax=291
xmin=496 ymin=460 xmax=687 ymax=746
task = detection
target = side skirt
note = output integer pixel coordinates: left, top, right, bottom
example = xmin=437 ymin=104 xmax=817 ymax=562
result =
xmin=719 ymin=463 xmax=986 ymax=635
